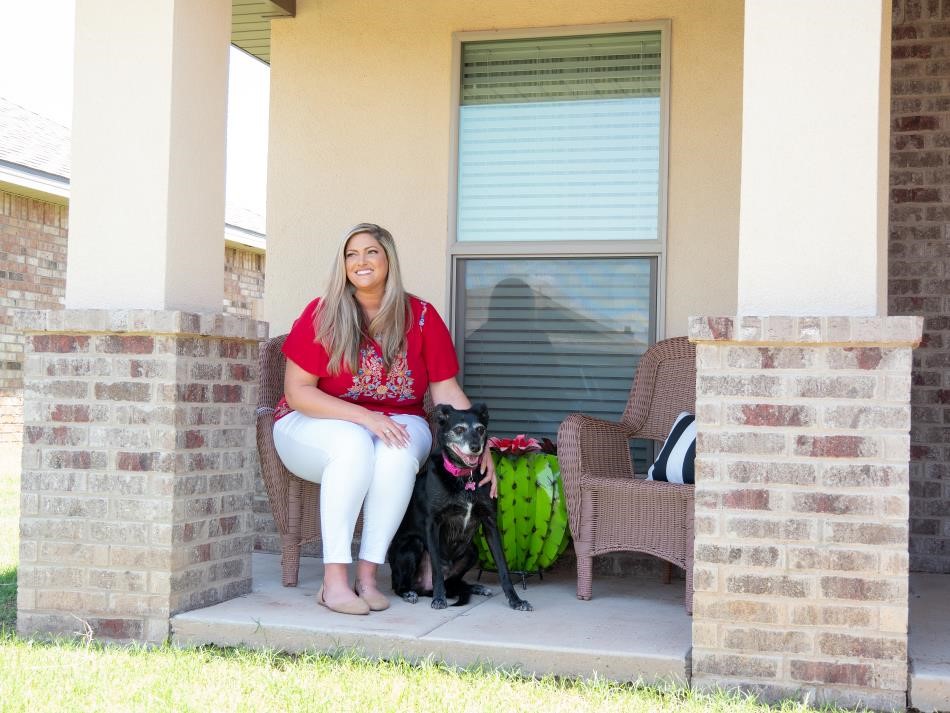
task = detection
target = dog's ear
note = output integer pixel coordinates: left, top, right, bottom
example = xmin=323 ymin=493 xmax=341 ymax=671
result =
xmin=472 ymin=402 xmax=489 ymax=426
xmin=435 ymin=403 xmax=453 ymax=424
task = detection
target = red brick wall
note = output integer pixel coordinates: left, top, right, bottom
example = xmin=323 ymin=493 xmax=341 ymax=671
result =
xmin=0 ymin=187 xmax=266 ymax=474
xmin=890 ymin=1 xmax=950 ymax=572
xmin=0 ymin=189 xmax=68 ymax=472
xmin=224 ymin=247 xmax=265 ymax=321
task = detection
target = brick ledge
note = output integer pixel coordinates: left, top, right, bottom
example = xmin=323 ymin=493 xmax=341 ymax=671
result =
xmin=689 ymin=316 xmax=922 ymax=347
xmin=14 ymin=309 xmax=269 ymax=341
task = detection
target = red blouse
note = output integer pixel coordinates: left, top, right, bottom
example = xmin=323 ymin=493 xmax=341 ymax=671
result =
xmin=275 ymin=295 xmax=458 ymax=420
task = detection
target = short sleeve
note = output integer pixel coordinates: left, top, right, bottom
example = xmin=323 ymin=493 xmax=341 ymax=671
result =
xmin=281 ymin=298 xmax=331 ymax=377
xmin=421 ymin=302 xmax=459 ymax=383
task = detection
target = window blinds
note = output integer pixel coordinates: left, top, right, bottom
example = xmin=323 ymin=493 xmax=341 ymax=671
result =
xmin=457 ymin=32 xmax=662 ymax=242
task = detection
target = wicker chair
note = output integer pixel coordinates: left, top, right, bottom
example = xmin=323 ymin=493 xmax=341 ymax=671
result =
xmin=557 ymin=336 xmax=697 ymax=613
xmin=256 ymin=334 xmax=322 ymax=586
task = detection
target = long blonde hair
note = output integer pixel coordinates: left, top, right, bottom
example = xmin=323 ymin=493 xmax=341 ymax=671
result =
xmin=314 ymin=223 xmax=410 ymax=375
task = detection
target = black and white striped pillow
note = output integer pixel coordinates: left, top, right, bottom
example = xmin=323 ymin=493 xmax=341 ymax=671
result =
xmin=647 ymin=412 xmax=696 ymax=485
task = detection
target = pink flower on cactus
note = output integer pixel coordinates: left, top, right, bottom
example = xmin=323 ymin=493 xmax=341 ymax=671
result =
xmin=488 ymin=434 xmax=542 ymax=456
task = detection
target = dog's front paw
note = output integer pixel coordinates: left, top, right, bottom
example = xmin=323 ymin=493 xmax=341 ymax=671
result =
xmin=509 ymin=599 xmax=533 ymax=611
xmin=431 ymin=597 xmax=448 ymax=610
xmin=470 ymin=584 xmax=493 ymax=597
xmin=401 ymin=591 xmax=419 ymax=604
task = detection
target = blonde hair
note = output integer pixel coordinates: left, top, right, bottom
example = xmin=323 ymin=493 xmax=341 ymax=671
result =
xmin=315 ymin=223 xmax=409 ymax=375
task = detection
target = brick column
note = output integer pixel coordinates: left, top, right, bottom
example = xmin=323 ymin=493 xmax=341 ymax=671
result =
xmin=689 ymin=315 xmax=921 ymax=711
xmin=16 ymin=309 xmax=267 ymax=643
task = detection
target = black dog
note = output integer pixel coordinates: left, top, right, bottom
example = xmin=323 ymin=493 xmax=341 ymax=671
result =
xmin=388 ymin=404 xmax=532 ymax=611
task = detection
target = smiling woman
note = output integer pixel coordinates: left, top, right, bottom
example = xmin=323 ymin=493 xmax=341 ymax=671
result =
xmin=270 ymin=223 xmax=496 ymax=616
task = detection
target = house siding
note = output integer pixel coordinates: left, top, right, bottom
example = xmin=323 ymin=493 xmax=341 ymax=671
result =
xmin=224 ymin=246 xmax=265 ymax=321
xmin=0 ymin=187 xmax=266 ymax=474
xmin=889 ymin=0 xmax=950 ymax=573
xmin=0 ymin=190 xmax=68 ymax=474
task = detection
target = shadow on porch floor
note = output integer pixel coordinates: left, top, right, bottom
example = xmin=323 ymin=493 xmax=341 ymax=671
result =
xmin=171 ymin=552 xmax=692 ymax=684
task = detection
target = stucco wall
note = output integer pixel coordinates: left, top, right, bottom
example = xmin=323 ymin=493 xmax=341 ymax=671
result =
xmin=265 ymin=0 xmax=743 ymax=336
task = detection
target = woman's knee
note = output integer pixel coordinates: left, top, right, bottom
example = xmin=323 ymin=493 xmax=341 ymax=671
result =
xmin=374 ymin=446 xmax=424 ymax=479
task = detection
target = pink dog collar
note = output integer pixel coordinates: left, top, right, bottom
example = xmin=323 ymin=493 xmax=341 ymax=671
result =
xmin=442 ymin=454 xmax=477 ymax=490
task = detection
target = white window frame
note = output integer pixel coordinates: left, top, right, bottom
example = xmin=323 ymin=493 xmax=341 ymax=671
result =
xmin=446 ymin=20 xmax=672 ymax=342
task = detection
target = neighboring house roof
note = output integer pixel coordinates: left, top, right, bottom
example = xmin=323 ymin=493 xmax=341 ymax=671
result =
xmin=0 ymin=97 xmax=70 ymax=198
xmin=0 ymin=96 xmax=265 ymax=250
xmin=224 ymin=201 xmax=266 ymax=251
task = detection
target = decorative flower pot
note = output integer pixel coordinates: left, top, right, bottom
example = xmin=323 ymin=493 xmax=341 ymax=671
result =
xmin=474 ymin=451 xmax=571 ymax=574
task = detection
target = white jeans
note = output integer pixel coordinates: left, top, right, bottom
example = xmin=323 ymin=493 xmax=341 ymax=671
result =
xmin=272 ymin=411 xmax=432 ymax=564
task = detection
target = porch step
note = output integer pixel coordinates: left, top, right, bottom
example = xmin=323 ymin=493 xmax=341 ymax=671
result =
xmin=171 ymin=553 xmax=692 ymax=684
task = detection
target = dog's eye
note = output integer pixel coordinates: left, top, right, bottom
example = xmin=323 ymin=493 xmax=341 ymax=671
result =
xmin=475 ymin=425 xmax=485 ymax=435
xmin=453 ymin=426 xmax=466 ymax=435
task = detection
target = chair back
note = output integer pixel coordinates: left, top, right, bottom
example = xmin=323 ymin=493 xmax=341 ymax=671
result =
xmin=257 ymin=334 xmax=288 ymax=412
xmin=620 ymin=336 xmax=696 ymax=443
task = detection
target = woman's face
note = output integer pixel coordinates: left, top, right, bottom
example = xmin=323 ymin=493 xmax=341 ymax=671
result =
xmin=344 ymin=232 xmax=389 ymax=294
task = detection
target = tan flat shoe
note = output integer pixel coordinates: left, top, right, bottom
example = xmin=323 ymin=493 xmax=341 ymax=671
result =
xmin=317 ymin=584 xmax=370 ymax=615
xmin=354 ymin=582 xmax=390 ymax=611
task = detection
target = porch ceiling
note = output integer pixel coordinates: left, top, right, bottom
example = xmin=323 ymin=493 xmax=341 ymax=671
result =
xmin=231 ymin=0 xmax=295 ymax=64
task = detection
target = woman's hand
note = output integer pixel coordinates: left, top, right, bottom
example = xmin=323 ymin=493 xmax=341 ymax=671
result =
xmin=284 ymin=360 xmax=411 ymax=448
xmin=363 ymin=411 xmax=410 ymax=448
xmin=478 ymin=449 xmax=498 ymax=498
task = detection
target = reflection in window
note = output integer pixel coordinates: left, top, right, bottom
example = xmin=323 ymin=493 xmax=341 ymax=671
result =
xmin=458 ymin=257 xmax=656 ymax=469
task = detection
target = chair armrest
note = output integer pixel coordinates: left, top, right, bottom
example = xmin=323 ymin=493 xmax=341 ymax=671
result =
xmin=558 ymin=414 xmax=635 ymax=481
xmin=558 ymin=413 xmax=635 ymax=542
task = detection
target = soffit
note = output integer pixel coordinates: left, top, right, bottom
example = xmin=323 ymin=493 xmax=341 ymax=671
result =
xmin=232 ymin=0 xmax=295 ymax=64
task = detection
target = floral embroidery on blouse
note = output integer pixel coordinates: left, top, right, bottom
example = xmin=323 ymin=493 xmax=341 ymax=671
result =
xmin=345 ymin=347 xmax=415 ymax=401
xmin=418 ymin=301 xmax=428 ymax=329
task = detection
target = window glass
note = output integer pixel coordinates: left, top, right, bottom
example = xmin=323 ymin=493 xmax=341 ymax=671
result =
xmin=457 ymin=257 xmax=656 ymax=470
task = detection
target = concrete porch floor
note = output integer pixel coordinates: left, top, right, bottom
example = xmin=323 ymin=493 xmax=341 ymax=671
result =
xmin=909 ymin=574 xmax=950 ymax=713
xmin=171 ymin=554 xmax=950 ymax=710
xmin=171 ymin=552 xmax=692 ymax=684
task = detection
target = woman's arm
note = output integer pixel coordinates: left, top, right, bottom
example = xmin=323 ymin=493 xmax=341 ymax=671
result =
xmin=428 ymin=376 xmax=497 ymax=497
xmin=283 ymin=359 xmax=410 ymax=448
xmin=427 ymin=376 xmax=470 ymax=410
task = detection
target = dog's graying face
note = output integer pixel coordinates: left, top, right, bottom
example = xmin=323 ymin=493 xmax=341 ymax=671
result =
xmin=436 ymin=403 xmax=489 ymax=468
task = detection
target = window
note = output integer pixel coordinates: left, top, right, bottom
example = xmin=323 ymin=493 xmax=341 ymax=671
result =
xmin=457 ymin=30 xmax=664 ymax=243
xmin=451 ymin=24 xmax=668 ymax=468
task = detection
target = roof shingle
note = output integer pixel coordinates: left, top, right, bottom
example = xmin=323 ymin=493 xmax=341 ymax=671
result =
xmin=0 ymin=97 xmax=71 ymax=179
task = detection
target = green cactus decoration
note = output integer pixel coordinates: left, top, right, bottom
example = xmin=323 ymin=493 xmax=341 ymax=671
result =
xmin=474 ymin=452 xmax=571 ymax=573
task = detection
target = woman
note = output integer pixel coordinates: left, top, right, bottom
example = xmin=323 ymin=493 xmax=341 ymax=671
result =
xmin=272 ymin=223 xmax=496 ymax=615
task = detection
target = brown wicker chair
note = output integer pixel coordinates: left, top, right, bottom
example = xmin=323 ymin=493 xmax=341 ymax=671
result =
xmin=256 ymin=334 xmax=321 ymax=586
xmin=557 ymin=336 xmax=697 ymax=613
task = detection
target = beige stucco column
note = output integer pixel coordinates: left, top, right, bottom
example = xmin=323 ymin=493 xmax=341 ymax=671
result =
xmin=691 ymin=2 xmax=915 ymax=710
xmin=15 ymin=1 xmax=268 ymax=644
xmin=67 ymin=0 xmax=230 ymax=312
xmin=735 ymin=0 xmax=891 ymax=317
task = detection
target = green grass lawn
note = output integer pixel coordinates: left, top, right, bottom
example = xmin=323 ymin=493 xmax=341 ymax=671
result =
xmin=0 ymin=471 xmax=863 ymax=713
